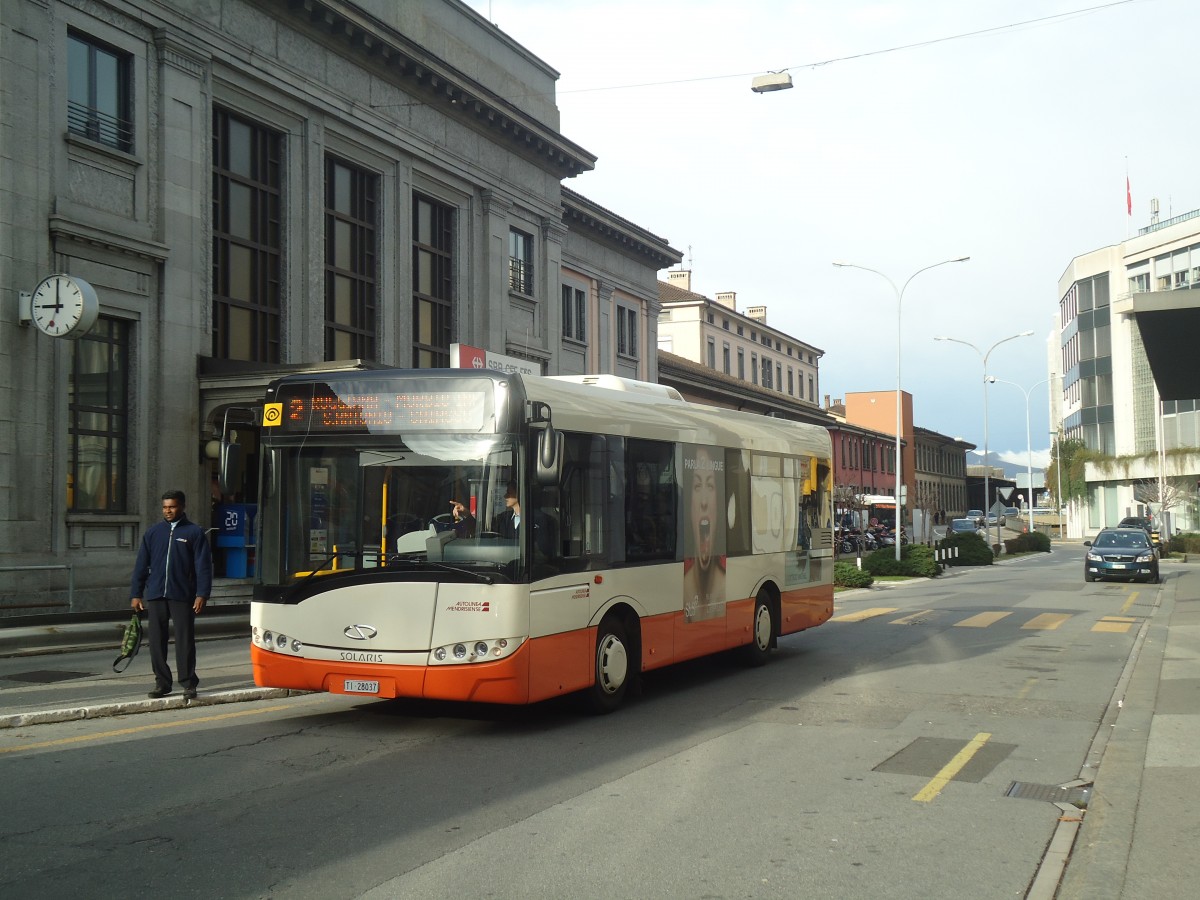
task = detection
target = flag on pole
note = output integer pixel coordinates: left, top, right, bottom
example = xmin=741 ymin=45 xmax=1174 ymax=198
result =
xmin=1126 ymin=175 xmax=1132 ymax=216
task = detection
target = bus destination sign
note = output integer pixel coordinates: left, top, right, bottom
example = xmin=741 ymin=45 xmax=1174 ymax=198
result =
xmin=280 ymin=387 xmax=488 ymax=434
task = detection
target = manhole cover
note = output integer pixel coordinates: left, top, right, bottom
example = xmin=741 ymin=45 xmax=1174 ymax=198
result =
xmin=1005 ymin=781 xmax=1090 ymax=808
xmin=3 ymin=670 xmax=95 ymax=684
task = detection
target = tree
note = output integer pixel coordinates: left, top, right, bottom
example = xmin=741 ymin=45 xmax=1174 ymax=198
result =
xmin=912 ymin=484 xmax=941 ymax=544
xmin=1134 ymin=476 xmax=1196 ymax=532
xmin=832 ymin=484 xmax=867 ymax=556
xmin=1046 ymin=436 xmax=1090 ymax=505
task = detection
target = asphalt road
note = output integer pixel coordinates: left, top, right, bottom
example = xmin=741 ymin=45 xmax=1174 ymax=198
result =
xmin=0 ymin=550 xmax=1167 ymax=899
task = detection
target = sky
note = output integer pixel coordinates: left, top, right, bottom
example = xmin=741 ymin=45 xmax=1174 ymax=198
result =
xmin=464 ymin=0 xmax=1198 ymax=472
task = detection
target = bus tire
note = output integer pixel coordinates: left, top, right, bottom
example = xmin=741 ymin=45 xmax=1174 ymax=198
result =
xmin=741 ymin=591 xmax=775 ymax=667
xmin=586 ymin=615 xmax=631 ymax=714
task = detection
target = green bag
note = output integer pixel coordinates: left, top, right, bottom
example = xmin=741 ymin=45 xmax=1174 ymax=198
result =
xmin=113 ymin=612 xmax=143 ymax=673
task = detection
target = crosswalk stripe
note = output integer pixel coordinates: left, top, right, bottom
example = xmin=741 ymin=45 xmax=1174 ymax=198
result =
xmin=829 ymin=607 xmax=899 ymax=622
xmin=954 ymin=611 xmax=1012 ymax=628
xmin=890 ymin=609 xmax=936 ymax=625
xmin=1093 ymin=615 xmax=1137 ymax=634
xmin=831 ymin=609 xmax=1137 ymax=632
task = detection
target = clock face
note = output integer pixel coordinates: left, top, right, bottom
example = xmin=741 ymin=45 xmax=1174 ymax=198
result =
xmin=31 ymin=275 xmax=99 ymax=338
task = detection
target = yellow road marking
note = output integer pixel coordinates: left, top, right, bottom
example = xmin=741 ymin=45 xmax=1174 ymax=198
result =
xmin=890 ymin=609 xmax=935 ymax=625
xmin=1093 ymin=616 xmax=1136 ymax=634
xmin=1022 ymin=613 xmax=1070 ymax=630
xmin=0 ymin=698 xmax=323 ymax=755
xmin=913 ymin=732 xmax=992 ymax=803
xmin=830 ymin=607 xmax=899 ymax=622
xmin=954 ymin=611 xmax=1012 ymax=628
xmin=1120 ymin=592 xmax=1139 ymax=614
xmin=1016 ymin=677 xmax=1038 ymax=699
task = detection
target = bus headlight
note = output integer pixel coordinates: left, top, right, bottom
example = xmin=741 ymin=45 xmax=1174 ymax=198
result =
xmin=257 ymin=630 xmax=302 ymax=654
xmin=429 ymin=637 xmax=524 ymax=665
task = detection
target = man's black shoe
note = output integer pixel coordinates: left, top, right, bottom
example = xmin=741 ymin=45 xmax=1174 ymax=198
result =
xmin=183 ymin=688 xmax=197 ymax=701
xmin=147 ymin=687 xmax=171 ymax=699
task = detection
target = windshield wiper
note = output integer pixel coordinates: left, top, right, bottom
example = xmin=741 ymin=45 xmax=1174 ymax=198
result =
xmin=294 ymin=550 xmax=357 ymax=587
xmin=384 ymin=556 xmax=496 ymax=584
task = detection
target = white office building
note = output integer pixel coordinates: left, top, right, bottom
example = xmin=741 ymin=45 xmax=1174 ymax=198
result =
xmin=1057 ymin=209 xmax=1200 ymax=537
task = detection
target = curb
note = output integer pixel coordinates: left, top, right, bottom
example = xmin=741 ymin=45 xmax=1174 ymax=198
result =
xmin=0 ymin=686 xmax=308 ymax=729
xmin=0 ymin=615 xmax=249 ymax=659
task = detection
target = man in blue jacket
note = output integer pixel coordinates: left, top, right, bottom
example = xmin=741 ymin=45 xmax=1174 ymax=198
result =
xmin=130 ymin=490 xmax=213 ymax=700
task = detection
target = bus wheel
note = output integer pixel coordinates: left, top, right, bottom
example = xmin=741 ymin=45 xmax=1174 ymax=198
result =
xmin=587 ymin=616 xmax=631 ymax=714
xmin=742 ymin=592 xmax=774 ymax=667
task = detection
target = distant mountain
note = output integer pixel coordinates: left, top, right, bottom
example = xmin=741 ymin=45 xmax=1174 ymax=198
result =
xmin=969 ymin=452 xmax=1044 ymax=485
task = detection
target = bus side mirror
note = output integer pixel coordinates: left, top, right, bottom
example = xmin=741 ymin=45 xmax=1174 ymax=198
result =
xmin=218 ymin=441 xmax=243 ymax=495
xmin=536 ymin=427 xmax=562 ymax=486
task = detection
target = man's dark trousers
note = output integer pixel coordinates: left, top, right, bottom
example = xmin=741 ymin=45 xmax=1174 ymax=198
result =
xmin=146 ymin=598 xmax=198 ymax=691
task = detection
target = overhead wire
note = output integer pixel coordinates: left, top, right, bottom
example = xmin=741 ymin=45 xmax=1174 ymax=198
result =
xmin=557 ymin=0 xmax=1145 ymax=95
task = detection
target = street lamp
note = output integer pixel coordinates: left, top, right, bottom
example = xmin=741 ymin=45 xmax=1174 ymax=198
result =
xmin=986 ymin=376 xmax=1050 ymax=537
xmin=834 ymin=257 xmax=970 ymax=561
xmin=1053 ymin=429 xmax=1065 ymax=540
xmin=934 ymin=330 xmax=1035 ymax=551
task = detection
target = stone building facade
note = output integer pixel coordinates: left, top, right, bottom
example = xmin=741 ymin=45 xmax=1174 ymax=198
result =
xmin=1 ymin=0 xmax=679 ymax=613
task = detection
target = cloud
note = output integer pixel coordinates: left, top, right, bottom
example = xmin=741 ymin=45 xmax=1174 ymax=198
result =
xmin=996 ymin=449 xmax=1051 ymax=470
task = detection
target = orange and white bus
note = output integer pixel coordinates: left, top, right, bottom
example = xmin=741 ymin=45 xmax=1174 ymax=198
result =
xmin=248 ymin=369 xmax=834 ymax=711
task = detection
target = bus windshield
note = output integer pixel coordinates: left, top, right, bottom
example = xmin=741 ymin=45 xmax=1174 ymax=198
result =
xmin=260 ymin=432 xmax=525 ymax=588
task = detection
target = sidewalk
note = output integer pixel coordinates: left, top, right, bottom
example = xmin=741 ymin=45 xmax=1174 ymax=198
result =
xmin=0 ymin=607 xmax=297 ymax=728
xmin=1053 ymin=561 xmax=1200 ymax=899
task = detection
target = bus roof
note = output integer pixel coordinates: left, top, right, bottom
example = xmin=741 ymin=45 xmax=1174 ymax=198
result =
xmin=526 ymin=373 xmax=830 ymax=459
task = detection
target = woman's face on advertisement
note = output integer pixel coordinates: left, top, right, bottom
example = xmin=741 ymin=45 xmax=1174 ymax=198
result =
xmin=691 ymin=450 xmax=717 ymax=569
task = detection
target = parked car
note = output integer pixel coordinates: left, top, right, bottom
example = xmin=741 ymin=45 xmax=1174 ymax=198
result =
xmin=965 ymin=509 xmax=985 ymax=526
xmin=947 ymin=518 xmax=984 ymax=537
xmin=1117 ymin=516 xmax=1161 ymax=550
xmin=1084 ymin=527 xmax=1159 ymax=583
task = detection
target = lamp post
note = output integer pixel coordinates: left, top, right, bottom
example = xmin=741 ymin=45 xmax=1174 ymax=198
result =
xmin=986 ymin=376 xmax=1050 ymax=537
xmin=934 ymin=331 xmax=1035 ymax=550
xmin=1053 ymin=429 xmax=1065 ymax=539
xmin=834 ymin=256 xmax=970 ymax=560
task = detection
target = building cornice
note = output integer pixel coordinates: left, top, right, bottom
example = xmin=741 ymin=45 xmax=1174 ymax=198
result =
xmin=562 ymin=188 xmax=682 ymax=269
xmin=657 ymin=351 xmax=833 ymax=427
xmin=275 ymin=0 xmax=597 ymax=179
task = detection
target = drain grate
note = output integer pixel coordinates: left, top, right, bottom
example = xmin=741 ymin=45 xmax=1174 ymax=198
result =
xmin=1005 ymin=781 xmax=1090 ymax=808
xmin=3 ymin=670 xmax=95 ymax=685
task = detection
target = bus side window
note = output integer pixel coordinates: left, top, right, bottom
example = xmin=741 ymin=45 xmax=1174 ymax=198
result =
xmin=625 ymin=439 xmax=676 ymax=563
xmin=556 ymin=433 xmax=610 ymax=572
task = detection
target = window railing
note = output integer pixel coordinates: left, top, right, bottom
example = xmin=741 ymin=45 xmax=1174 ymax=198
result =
xmin=509 ymin=257 xmax=533 ymax=295
xmin=68 ymin=100 xmax=133 ymax=152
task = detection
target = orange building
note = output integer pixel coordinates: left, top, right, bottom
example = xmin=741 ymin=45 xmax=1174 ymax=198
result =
xmin=844 ymin=391 xmax=915 ymax=526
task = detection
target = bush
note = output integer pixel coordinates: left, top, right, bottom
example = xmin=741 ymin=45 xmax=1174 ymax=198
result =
xmin=834 ymin=561 xmax=874 ymax=588
xmin=863 ymin=543 xmax=941 ymax=578
xmin=939 ymin=531 xmax=994 ymax=566
xmin=1167 ymin=533 xmax=1200 ymax=556
xmin=1003 ymin=531 xmax=1052 ymax=555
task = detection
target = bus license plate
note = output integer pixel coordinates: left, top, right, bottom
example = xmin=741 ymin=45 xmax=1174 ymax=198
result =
xmin=344 ymin=679 xmax=379 ymax=694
